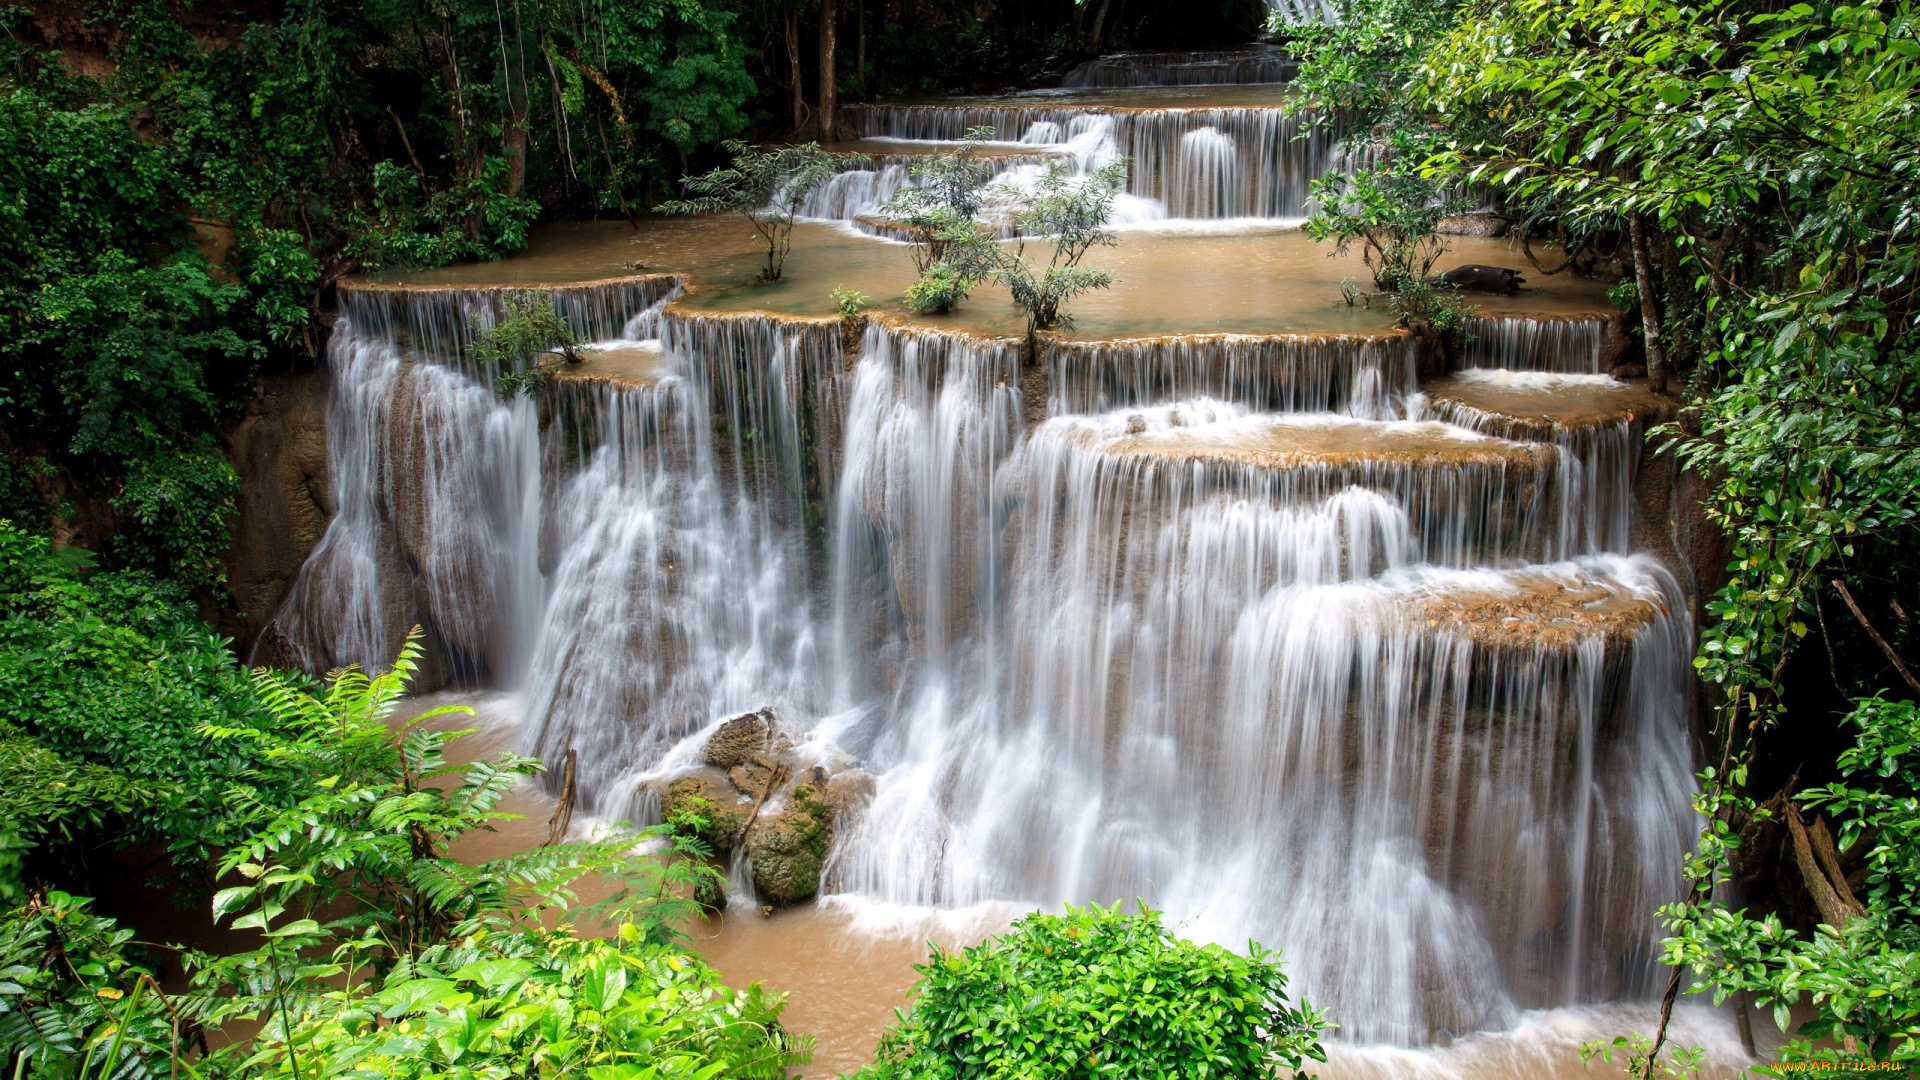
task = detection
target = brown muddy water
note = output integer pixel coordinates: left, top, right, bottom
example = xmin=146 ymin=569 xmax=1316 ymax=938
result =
xmin=98 ymin=686 xmax=1774 ymax=1077
xmin=365 ymin=218 xmax=1610 ymax=341
xmin=185 ymin=690 xmax=1757 ymax=1080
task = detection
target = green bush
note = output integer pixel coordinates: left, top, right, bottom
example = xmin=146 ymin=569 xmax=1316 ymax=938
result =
xmin=0 ymin=521 xmax=276 ymax=873
xmin=859 ymin=903 xmax=1327 ymax=1080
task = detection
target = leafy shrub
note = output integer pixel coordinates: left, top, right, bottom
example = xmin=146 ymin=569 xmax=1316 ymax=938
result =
xmin=0 ymin=521 xmax=276 ymax=871
xmin=0 ymin=891 xmax=183 ymax=1078
xmin=474 ymin=291 xmax=584 ymax=400
xmin=1388 ymin=278 xmax=1474 ymax=352
xmin=904 ymin=262 xmax=981 ymax=316
xmin=990 ymin=161 xmax=1126 ymax=337
xmin=656 ymin=141 xmax=866 ymax=282
xmin=880 ymin=125 xmax=1000 ymax=277
xmin=832 ymin=287 xmax=872 ymax=319
xmin=241 ymin=925 xmax=812 ymax=1080
xmin=859 ymin=903 xmax=1327 ymax=1080
xmin=1305 ymin=159 xmax=1469 ymax=292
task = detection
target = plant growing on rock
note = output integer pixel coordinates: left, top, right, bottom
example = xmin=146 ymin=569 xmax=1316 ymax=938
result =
xmin=472 ymin=290 xmax=583 ymax=399
xmin=989 ymin=159 xmax=1126 ymax=340
xmin=857 ymin=903 xmax=1327 ymax=1080
xmin=831 ymin=287 xmax=871 ymax=319
xmin=656 ymin=140 xmax=866 ymax=283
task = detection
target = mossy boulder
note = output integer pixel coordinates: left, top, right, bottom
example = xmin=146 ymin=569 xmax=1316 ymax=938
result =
xmin=661 ymin=772 xmax=750 ymax=853
xmin=745 ymin=784 xmax=833 ymax=906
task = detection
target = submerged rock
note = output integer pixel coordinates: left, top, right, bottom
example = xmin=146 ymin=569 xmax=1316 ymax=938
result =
xmin=746 ymin=784 xmax=834 ymax=906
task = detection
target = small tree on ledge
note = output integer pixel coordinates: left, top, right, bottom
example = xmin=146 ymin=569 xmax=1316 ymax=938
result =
xmin=655 ymin=139 xmax=866 ymax=283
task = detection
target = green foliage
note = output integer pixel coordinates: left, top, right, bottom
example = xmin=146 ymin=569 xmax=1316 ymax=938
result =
xmin=988 ymin=160 xmax=1126 ymax=337
xmin=1659 ymin=695 xmax=1920 ymax=1067
xmin=199 ymin=633 xmax=676 ymax=974
xmin=1579 ymin=1033 xmax=1708 ymax=1078
xmin=0 ymin=891 xmax=187 ymax=1080
xmin=233 ymin=925 xmax=812 ymax=1080
xmin=1388 ymin=278 xmax=1473 ymax=351
xmin=473 ymin=291 xmax=584 ymax=400
xmin=1305 ymin=161 xmax=1469 ymax=291
xmin=0 ymin=521 xmax=275 ymax=870
xmin=858 ymin=903 xmax=1327 ymax=1080
xmin=0 ymin=0 xmax=757 ymax=592
xmin=656 ymin=141 xmax=866 ymax=282
xmin=831 ymin=288 xmax=872 ymax=319
xmin=108 ymin=442 xmax=244 ymax=592
xmin=880 ymin=126 xmax=1001 ymax=276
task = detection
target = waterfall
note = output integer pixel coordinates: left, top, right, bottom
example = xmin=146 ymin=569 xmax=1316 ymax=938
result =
xmin=1047 ymin=333 xmax=1419 ymax=415
xmin=1462 ymin=315 xmax=1609 ymax=373
xmin=824 ymin=326 xmax=1694 ymax=1044
xmin=1060 ymin=48 xmax=1297 ymax=89
xmin=1410 ymin=369 xmax=1661 ymax=558
xmin=1169 ymin=126 xmax=1240 ymax=218
xmin=844 ymin=103 xmax=1344 ymax=219
xmin=273 ymin=279 xmax=1697 ymax=1052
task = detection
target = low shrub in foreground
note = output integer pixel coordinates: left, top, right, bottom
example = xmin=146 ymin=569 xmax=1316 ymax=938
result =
xmin=859 ymin=903 xmax=1327 ymax=1080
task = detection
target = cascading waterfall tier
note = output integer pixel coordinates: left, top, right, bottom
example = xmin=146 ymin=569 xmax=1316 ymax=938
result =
xmin=1462 ymin=314 xmax=1610 ymax=373
xmin=1060 ymin=48 xmax=1297 ymax=88
xmin=338 ymin=276 xmax=681 ymax=366
xmin=1031 ymin=402 xmax=1559 ymax=566
xmin=255 ymin=280 xmax=683 ymax=680
xmin=274 ymin=274 xmax=1696 ymax=1053
xmin=1047 ymin=332 xmax=1419 ymax=415
xmin=843 ymin=102 xmax=1343 ymax=219
xmin=1412 ymin=369 xmax=1673 ymax=558
xmin=826 ymin=324 xmax=1695 ymax=1045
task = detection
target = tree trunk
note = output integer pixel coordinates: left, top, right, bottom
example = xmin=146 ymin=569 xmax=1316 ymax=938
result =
xmin=502 ymin=0 xmax=530 ymax=199
xmin=787 ymin=4 xmax=808 ymax=136
xmin=1083 ymin=0 xmax=1114 ymax=53
xmin=1628 ymin=213 xmax=1668 ymax=394
xmin=855 ymin=0 xmax=866 ymax=100
xmin=1787 ymin=801 xmax=1865 ymax=927
xmin=819 ymin=0 xmax=838 ymax=142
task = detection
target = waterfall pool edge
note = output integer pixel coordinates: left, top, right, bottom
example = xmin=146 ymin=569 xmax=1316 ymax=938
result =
xmin=408 ymin=690 xmax=1765 ymax=1080
xmin=357 ymin=217 xmax=1615 ymax=342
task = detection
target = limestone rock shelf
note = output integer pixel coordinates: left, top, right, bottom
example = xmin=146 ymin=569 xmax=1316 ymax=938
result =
xmin=1416 ymin=369 xmax=1674 ymax=441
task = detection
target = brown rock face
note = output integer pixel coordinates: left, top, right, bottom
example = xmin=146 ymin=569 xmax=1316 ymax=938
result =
xmin=704 ymin=708 xmax=777 ymax=769
xmin=1435 ymin=212 xmax=1509 ymax=238
xmin=223 ymin=372 xmax=331 ymax=654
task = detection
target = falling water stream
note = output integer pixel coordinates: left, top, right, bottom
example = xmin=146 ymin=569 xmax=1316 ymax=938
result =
xmin=261 ymin=56 xmax=1747 ymax=1079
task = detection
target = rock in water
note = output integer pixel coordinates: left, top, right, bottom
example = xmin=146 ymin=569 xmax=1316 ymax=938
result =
xmin=746 ymin=785 xmax=833 ymax=906
xmin=1440 ymin=264 xmax=1526 ymax=294
xmin=703 ymin=707 xmax=776 ymax=769
xmin=661 ymin=772 xmax=751 ymax=852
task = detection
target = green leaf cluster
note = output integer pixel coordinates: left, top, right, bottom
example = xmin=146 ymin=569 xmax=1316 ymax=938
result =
xmin=0 ymin=521 xmax=279 ymax=877
xmin=858 ymin=903 xmax=1327 ymax=1080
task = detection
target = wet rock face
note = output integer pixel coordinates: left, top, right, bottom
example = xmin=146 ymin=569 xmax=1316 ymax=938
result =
xmin=224 ymin=372 xmax=332 ymax=654
xmin=704 ymin=707 xmax=777 ymax=770
xmin=745 ymin=785 xmax=833 ymax=906
xmin=1435 ymin=212 xmax=1509 ymax=238
xmin=649 ymin=707 xmax=872 ymax=908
